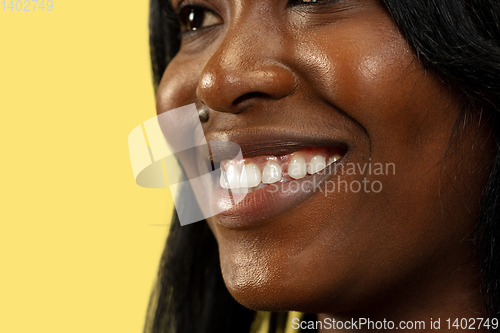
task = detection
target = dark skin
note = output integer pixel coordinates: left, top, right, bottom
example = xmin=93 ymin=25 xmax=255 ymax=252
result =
xmin=157 ymin=0 xmax=496 ymax=331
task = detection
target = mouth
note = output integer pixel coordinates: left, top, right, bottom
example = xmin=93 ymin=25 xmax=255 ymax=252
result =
xmin=204 ymin=129 xmax=351 ymax=228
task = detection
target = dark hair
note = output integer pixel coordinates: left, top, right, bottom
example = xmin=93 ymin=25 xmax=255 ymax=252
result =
xmin=145 ymin=1 xmax=500 ymax=332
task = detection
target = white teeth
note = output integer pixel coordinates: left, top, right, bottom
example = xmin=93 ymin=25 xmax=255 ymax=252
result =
xmin=288 ymin=154 xmax=307 ymax=180
xmin=226 ymin=163 xmax=240 ymax=189
xmin=327 ymin=154 xmax=342 ymax=166
xmin=262 ymin=161 xmax=282 ymax=184
xmin=220 ymin=153 xmax=342 ymax=189
xmin=220 ymin=170 xmax=229 ymax=189
xmin=240 ymin=163 xmax=262 ymax=188
xmin=307 ymin=155 xmax=326 ymax=174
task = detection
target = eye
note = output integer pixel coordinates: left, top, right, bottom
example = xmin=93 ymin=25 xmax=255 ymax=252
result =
xmin=178 ymin=4 xmax=223 ymax=32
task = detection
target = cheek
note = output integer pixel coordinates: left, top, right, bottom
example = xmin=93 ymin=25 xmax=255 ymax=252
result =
xmin=294 ymin=19 xmax=466 ymax=190
xmin=156 ymin=57 xmax=202 ymax=114
xmin=293 ymin=15 xmax=413 ymax=102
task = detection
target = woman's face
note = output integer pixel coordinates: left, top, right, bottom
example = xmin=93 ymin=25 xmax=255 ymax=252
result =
xmin=157 ymin=0 xmax=494 ymax=317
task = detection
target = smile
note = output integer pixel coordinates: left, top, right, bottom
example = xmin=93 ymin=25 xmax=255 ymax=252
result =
xmin=219 ymin=147 xmax=346 ymax=192
xmin=207 ymin=132 xmax=350 ymax=228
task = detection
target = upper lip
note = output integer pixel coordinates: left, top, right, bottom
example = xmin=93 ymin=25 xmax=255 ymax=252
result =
xmin=203 ymin=127 xmax=351 ymax=163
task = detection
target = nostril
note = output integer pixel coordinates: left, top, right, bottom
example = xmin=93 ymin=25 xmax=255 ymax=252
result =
xmin=232 ymin=92 xmax=268 ymax=106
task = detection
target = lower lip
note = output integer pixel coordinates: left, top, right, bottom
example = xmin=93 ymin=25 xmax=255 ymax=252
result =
xmin=211 ymin=162 xmax=342 ymax=229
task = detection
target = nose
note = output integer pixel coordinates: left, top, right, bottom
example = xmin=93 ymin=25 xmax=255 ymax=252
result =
xmin=196 ymin=20 xmax=297 ymax=113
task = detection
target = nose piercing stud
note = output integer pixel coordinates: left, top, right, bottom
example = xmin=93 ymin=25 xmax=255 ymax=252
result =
xmin=198 ymin=104 xmax=210 ymax=122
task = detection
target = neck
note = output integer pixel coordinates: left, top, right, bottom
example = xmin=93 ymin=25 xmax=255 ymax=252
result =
xmin=317 ymin=259 xmax=485 ymax=332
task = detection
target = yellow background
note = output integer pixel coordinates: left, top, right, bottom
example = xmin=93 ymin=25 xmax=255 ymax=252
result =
xmin=0 ymin=1 xmax=174 ymax=332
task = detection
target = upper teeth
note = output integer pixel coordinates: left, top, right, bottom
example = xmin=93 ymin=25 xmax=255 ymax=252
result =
xmin=262 ymin=161 xmax=281 ymax=184
xmin=308 ymin=155 xmax=327 ymax=174
xmin=240 ymin=163 xmax=261 ymax=187
xmin=219 ymin=153 xmax=342 ymax=189
xmin=289 ymin=155 xmax=307 ymax=180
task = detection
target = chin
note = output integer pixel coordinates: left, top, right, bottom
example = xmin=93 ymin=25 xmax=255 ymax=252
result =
xmin=216 ymin=236 xmax=351 ymax=314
